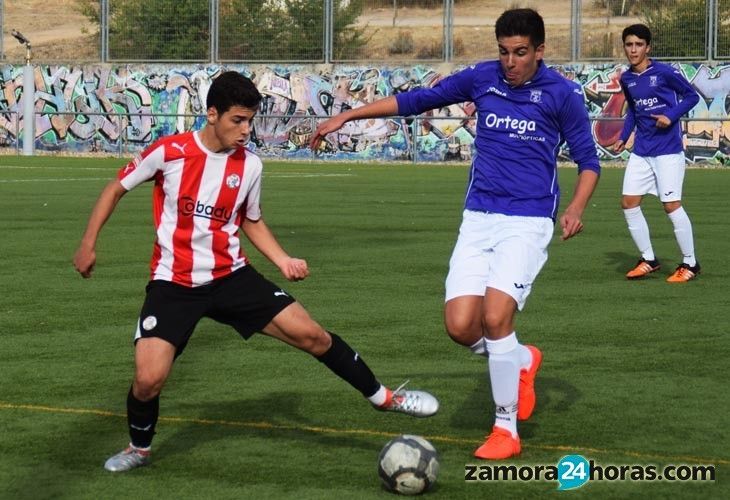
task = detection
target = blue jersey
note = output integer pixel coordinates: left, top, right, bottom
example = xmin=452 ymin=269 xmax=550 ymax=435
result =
xmin=619 ymin=60 xmax=699 ymax=157
xmin=396 ymin=60 xmax=599 ymax=219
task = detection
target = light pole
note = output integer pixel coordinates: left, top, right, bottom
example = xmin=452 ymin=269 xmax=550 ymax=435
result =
xmin=11 ymin=29 xmax=34 ymax=156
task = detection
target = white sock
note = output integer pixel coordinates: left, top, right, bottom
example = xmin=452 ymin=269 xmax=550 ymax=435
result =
xmin=469 ymin=337 xmax=488 ymax=357
xmin=367 ymin=384 xmax=387 ymax=406
xmin=518 ymin=343 xmax=532 ymax=370
xmin=624 ymin=206 xmax=655 ymax=261
xmin=667 ymin=206 xmax=696 ymax=266
xmin=486 ymin=333 xmax=520 ymax=437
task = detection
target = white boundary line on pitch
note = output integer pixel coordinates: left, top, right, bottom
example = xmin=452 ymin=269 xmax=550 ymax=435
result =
xmin=265 ymin=173 xmax=354 ymax=178
xmin=0 ymin=165 xmax=354 ymax=179
xmin=0 ymin=401 xmax=726 ymax=466
xmin=0 ymin=174 xmax=354 ymax=184
xmin=0 ymin=166 xmax=116 ymax=171
xmin=0 ymin=178 xmax=110 ymax=183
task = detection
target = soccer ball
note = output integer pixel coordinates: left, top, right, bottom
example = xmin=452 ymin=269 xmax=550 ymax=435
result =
xmin=378 ymin=434 xmax=439 ymax=495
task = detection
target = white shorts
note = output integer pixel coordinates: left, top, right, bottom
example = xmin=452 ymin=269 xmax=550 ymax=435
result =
xmin=622 ymin=152 xmax=686 ymax=202
xmin=445 ymin=210 xmax=554 ymax=310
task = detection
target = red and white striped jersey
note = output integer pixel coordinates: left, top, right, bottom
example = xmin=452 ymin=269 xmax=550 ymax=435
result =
xmin=118 ymin=131 xmax=262 ymax=287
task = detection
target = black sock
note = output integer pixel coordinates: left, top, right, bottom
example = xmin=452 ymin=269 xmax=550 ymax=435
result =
xmin=127 ymin=386 xmax=159 ymax=448
xmin=316 ymin=332 xmax=381 ymax=398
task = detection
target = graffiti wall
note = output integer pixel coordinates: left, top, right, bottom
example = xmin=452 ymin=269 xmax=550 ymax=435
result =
xmin=0 ymin=62 xmax=729 ymax=164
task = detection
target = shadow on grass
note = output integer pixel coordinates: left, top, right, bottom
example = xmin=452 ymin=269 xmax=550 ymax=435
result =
xmin=605 ymin=250 xmax=638 ymax=275
xmin=449 ymin=373 xmax=581 ymax=441
xmin=157 ymin=391 xmax=381 ymax=460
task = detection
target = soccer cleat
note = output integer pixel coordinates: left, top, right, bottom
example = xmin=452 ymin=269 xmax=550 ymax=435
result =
xmin=626 ymin=258 xmax=661 ymax=279
xmin=104 ymin=445 xmax=151 ymax=472
xmin=666 ymin=262 xmax=701 ymax=283
xmin=517 ymin=345 xmax=542 ymax=421
xmin=376 ymin=380 xmax=439 ymax=418
xmin=474 ymin=426 xmax=521 ymax=460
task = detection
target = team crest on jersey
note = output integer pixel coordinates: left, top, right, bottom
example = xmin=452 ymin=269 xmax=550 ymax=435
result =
xmin=530 ymin=90 xmax=542 ymax=103
xmin=226 ymin=174 xmax=241 ymax=189
xmin=649 ymin=75 xmax=658 ymax=87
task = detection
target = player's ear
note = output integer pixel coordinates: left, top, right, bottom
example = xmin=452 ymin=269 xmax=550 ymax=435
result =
xmin=535 ymin=43 xmax=545 ymax=61
xmin=207 ymin=106 xmax=219 ymax=125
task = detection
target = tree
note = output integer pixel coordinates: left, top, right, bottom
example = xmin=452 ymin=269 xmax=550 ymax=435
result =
xmin=219 ymin=0 xmax=324 ymax=60
xmin=218 ymin=0 xmax=370 ymax=61
xmin=639 ymin=0 xmax=707 ymax=58
xmin=76 ymin=0 xmax=209 ymax=60
xmin=76 ymin=0 xmax=369 ymax=61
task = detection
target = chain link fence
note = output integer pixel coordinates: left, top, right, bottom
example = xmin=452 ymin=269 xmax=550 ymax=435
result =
xmin=2 ymin=108 xmax=727 ymax=165
xmin=2 ymin=0 xmax=729 ymax=63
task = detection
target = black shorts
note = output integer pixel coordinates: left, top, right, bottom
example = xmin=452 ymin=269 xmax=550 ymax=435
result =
xmin=134 ymin=266 xmax=296 ymax=356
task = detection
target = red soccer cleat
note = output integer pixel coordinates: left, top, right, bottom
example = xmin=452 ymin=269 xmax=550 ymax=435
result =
xmin=474 ymin=426 xmax=521 ymax=460
xmin=517 ymin=345 xmax=542 ymax=421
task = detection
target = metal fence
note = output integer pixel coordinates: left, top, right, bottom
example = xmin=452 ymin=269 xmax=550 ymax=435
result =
xmin=2 ymin=109 xmax=728 ymax=165
xmin=2 ymin=0 xmax=729 ymax=64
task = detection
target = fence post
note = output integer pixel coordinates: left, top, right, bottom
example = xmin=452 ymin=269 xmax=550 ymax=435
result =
xmin=101 ymin=0 xmax=108 ymax=62
xmin=708 ymin=0 xmax=717 ymax=60
xmin=571 ymin=0 xmax=581 ymax=62
xmin=118 ymin=112 xmax=124 ymax=158
xmin=324 ymin=0 xmax=332 ymax=64
xmin=310 ymin=115 xmax=316 ymax=160
xmin=21 ymin=64 xmax=35 ymax=156
xmin=15 ymin=111 xmax=20 ymax=155
xmin=210 ymin=0 xmax=218 ymax=64
xmin=0 ymin=1 xmax=4 ymax=60
xmin=412 ymin=117 xmax=418 ymax=164
xmin=444 ymin=0 xmax=453 ymax=62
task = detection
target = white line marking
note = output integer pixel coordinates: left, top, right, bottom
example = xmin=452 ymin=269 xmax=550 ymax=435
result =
xmin=265 ymin=173 xmax=354 ymax=178
xmin=0 ymin=166 xmax=354 ymax=178
xmin=0 ymin=165 xmax=116 ymax=171
xmin=0 ymin=178 xmax=109 ymax=183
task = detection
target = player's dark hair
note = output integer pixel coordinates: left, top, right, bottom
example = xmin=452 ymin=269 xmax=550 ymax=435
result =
xmin=622 ymin=24 xmax=652 ymax=45
xmin=495 ymin=8 xmax=545 ymax=48
xmin=206 ymin=71 xmax=262 ymax=114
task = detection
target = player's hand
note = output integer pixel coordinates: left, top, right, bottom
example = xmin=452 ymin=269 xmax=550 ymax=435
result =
xmin=612 ymin=140 xmax=625 ymax=153
xmin=651 ymin=114 xmax=671 ymax=128
xmin=73 ymin=245 xmax=96 ymax=278
xmin=280 ymin=257 xmax=309 ymax=281
xmin=309 ymin=115 xmax=348 ymax=150
xmin=559 ymin=207 xmax=584 ymax=241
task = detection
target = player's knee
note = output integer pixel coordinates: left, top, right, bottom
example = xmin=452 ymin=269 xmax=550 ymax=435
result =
xmin=481 ymin=311 xmax=511 ymax=338
xmin=621 ymin=198 xmax=639 ymax=210
xmin=298 ymin=327 xmax=331 ymax=356
xmin=133 ymin=372 xmax=166 ymax=400
xmin=445 ymin=315 xmax=480 ymax=346
xmin=663 ymin=201 xmax=681 ymax=214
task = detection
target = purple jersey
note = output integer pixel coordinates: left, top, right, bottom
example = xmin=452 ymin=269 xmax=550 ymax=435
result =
xmin=619 ymin=60 xmax=699 ymax=157
xmin=396 ymin=60 xmax=599 ymax=219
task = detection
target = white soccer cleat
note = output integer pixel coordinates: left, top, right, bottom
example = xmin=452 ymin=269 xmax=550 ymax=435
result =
xmin=104 ymin=445 xmax=150 ymax=472
xmin=376 ymin=380 xmax=439 ymax=418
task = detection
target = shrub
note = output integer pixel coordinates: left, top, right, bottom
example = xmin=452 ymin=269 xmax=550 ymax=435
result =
xmin=639 ymin=0 xmax=707 ymax=58
xmin=389 ymin=30 xmax=415 ymax=55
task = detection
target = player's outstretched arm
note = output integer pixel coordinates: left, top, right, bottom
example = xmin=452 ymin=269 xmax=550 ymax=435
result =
xmin=559 ymin=170 xmax=599 ymax=241
xmin=309 ymin=96 xmax=399 ymax=150
xmin=73 ymin=179 xmax=128 ymax=278
xmin=241 ymin=217 xmax=309 ymax=281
